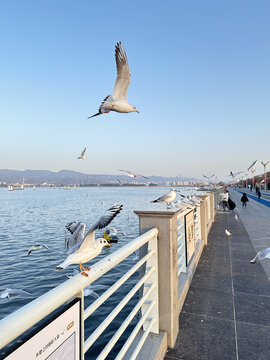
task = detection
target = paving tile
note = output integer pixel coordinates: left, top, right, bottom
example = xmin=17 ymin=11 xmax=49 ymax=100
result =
xmin=233 ymin=273 xmax=270 ymax=296
xmin=191 ymin=269 xmax=232 ymax=293
xmin=237 ymin=321 xmax=270 ymax=360
xmin=197 ymin=258 xmax=231 ymax=274
xmin=166 ymin=313 xmax=236 ymax=360
xmin=182 ymin=286 xmax=234 ymax=320
xmin=231 ymin=246 xmax=256 ymax=261
xmin=232 ymin=259 xmax=266 ymax=277
xmin=234 ymin=292 xmax=270 ymax=326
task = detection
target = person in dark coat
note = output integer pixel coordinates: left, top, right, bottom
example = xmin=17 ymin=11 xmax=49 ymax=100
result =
xmin=257 ymin=190 xmax=261 ymax=199
xmin=241 ymin=193 xmax=249 ymax=207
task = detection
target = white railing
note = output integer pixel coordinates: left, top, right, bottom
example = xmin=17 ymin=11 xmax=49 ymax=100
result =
xmin=0 ymin=228 xmax=159 ymax=360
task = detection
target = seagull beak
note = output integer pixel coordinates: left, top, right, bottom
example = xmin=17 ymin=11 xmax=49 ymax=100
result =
xmin=136 ymin=110 xmax=140 ymax=113
xmin=107 ymin=243 xmax=112 ymax=247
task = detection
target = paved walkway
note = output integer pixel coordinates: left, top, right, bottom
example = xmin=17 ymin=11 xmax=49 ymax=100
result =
xmin=165 ymin=194 xmax=270 ymax=360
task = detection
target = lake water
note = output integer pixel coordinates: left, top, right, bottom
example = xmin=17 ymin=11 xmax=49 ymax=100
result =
xmin=0 ymin=186 xmax=195 ymax=359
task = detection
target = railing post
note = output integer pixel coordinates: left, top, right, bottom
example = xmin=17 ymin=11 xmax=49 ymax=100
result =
xmin=197 ymin=196 xmax=208 ymax=245
xmin=134 ymin=209 xmax=180 ymax=348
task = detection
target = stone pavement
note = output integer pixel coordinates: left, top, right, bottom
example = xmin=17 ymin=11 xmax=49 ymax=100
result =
xmin=165 ymin=199 xmax=270 ymax=360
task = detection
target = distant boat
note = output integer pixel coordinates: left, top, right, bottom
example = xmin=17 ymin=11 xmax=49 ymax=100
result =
xmin=8 ymin=185 xmax=13 ymax=192
xmin=13 ymin=184 xmax=24 ymax=191
xmin=33 ymin=186 xmax=36 ymax=190
xmin=63 ymin=186 xmax=71 ymax=190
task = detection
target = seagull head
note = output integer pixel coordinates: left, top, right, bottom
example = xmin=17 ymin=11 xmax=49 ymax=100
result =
xmin=131 ymin=105 xmax=139 ymax=113
xmin=97 ymin=238 xmax=112 ymax=247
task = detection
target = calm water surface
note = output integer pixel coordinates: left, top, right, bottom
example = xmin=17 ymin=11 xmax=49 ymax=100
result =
xmin=0 ymin=186 xmax=194 ymax=358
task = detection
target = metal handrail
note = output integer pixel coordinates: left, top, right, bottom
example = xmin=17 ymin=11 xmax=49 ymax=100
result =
xmin=0 ymin=228 xmax=158 ymax=353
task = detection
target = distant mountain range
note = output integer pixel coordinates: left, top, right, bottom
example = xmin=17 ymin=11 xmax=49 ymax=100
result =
xmin=0 ymin=169 xmax=201 ymax=186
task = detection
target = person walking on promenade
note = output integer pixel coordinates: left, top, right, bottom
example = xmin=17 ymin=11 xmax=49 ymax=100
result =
xmin=241 ymin=193 xmax=249 ymax=207
xmin=220 ymin=190 xmax=229 ymax=211
xmin=258 ymin=190 xmax=261 ymax=199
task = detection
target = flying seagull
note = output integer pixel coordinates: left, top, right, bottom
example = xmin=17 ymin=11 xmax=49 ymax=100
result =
xmin=55 ymin=205 xmax=123 ymax=277
xmin=27 ymin=244 xmax=49 ymax=256
xmin=118 ymin=169 xmax=148 ymax=179
xmin=203 ymin=174 xmax=215 ymax=180
xmin=151 ymin=188 xmax=177 ymax=209
xmin=0 ymin=288 xmax=32 ymax=300
xmin=78 ymin=147 xmax=86 ymax=160
xmin=88 ymin=42 xmax=139 ymax=118
xmin=250 ymin=247 xmax=270 ymax=264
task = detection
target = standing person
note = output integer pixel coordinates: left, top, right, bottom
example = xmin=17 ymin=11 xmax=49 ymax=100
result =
xmin=241 ymin=193 xmax=249 ymax=207
xmin=250 ymin=184 xmax=253 ymax=191
xmin=258 ymin=190 xmax=261 ymax=199
xmin=220 ymin=190 xmax=229 ymax=211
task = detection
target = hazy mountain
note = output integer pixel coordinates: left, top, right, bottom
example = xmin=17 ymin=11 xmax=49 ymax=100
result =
xmin=0 ymin=169 xmax=200 ymax=186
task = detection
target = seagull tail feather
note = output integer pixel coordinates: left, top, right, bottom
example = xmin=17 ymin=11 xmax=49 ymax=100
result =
xmin=151 ymin=200 xmax=158 ymax=203
xmin=55 ymin=259 xmax=71 ymax=271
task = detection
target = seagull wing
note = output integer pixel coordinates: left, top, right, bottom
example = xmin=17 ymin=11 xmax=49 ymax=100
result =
xmin=66 ymin=223 xmax=86 ymax=253
xmin=79 ymin=205 xmax=123 ymax=252
xmin=9 ymin=289 xmax=31 ymax=296
xmin=203 ymin=175 xmax=209 ymax=179
xmin=113 ymin=42 xmax=131 ymax=101
xmin=118 ymin=169 xmax=134 ymax=176
xmin=66 ymin=221 xmax=82 ymax=234
xmin=136 ymin=174 xmax=149 ymax=179
xmin=81 ymin=147 xmax=86 ymax=157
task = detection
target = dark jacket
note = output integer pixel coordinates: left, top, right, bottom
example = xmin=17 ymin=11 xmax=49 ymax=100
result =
xmin=241 ymin=193 xmax=249 ymax=203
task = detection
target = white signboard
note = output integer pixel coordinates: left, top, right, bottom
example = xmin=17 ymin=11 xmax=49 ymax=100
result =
xmin=4 ymin=299 xmax=81 ymax=360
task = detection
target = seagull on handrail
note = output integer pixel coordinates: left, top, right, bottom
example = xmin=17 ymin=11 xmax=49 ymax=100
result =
xmin=151 ymin=189 xmax=177 ymax=209
xmin=78 ymin=147 xmax=86 ymax=160
xmin=88 ymin=42 xmax=139 ymax=118
xmin=250 ymin=247 xmax=270 ymax=264
xmin=118 ymin=169 xmax=148 ymax=179
xmin=55 ymin=205 xmax=123 ymax=277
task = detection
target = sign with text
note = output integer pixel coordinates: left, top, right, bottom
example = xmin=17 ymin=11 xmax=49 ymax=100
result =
xmin=4 ymin=299 xmax=81 ymax=360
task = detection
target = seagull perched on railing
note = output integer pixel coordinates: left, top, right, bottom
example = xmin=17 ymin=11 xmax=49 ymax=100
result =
xmin=151 ymin=189 xmax=177 ymax=209
xmin=118 ymin=169 xmax=148 ymax=179
xmin=88 ymin=42 xmax=139 ymax=118
xmin=78 ymin=147 xmax=86 ymax=160
xmin=55 ymin=205 xmax=123 ymax=277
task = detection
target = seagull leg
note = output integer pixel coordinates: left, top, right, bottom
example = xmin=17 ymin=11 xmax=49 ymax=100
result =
xmin=166 ymin=202 xmax=169 ymax=209
xmin=79 ymin=263 xmax=89 ymax=277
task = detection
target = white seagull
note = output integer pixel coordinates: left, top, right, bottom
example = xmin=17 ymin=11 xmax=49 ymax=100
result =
xmin=235 ymin=214 xmax=238 ymax=220
xmin=118 ymin=169 xmax=148 ymax=179
xmin=55 ymin=205 xmax=123 ymax=277
xmin=250 ymin=247 xmax=270 ymax=264
xmin=151 ymin=189 xmax=177 ymax=209
xmin=225 ymin=229 xmax=231 ymax=237
xmin=78 ymin=147 xmax=86 ymax=160
xmin=0 ymin=288 xmax=32 ymax=300
xmin=88 ymin=42 xmax=139 ymax=118
xmin=27 ymin=244 xmax=49 ymax=256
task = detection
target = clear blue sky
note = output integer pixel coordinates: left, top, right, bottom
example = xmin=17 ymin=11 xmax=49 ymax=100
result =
xmin=1 ymin=0 xmax=269 ymax=180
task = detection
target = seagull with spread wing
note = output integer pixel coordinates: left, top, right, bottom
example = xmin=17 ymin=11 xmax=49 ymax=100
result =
xmin=55 ymin=205 xmax=123 ymax=277
xmin=203 ymin=174 xmax=215 ymax=180
xmin=118 ymin=169 xmax=148 ymax=179
xmin=0 ymin=288 xmax=32 ymax=300
xmin=78 ymin=147 xmax=86 ymax=160
xmin=88 ymin=42 xmax=139 ymax=118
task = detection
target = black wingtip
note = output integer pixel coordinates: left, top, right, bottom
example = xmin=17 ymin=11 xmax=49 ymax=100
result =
xmin=55 ymin=266 xmax=63 ymax=271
